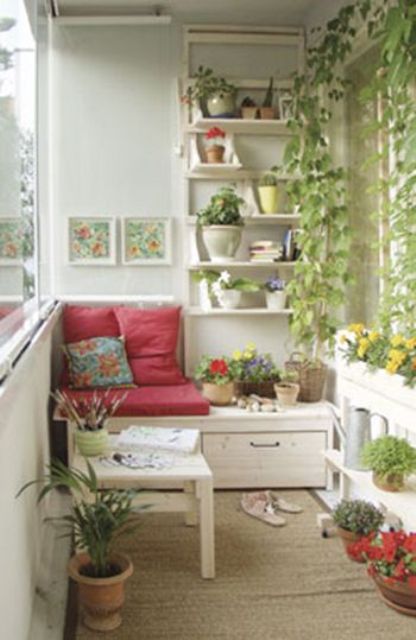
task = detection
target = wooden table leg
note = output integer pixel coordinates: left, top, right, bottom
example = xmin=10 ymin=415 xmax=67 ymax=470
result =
xmin=198 ymin=477 xmax=215 ymax=579
xmin=184 ymin=480 xmax=198 ymax=526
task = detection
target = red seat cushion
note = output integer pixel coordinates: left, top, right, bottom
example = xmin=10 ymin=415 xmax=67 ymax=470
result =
xmin=114 ymin=306 xmax=186 ymax=385
xmin=63 ymin=305 xmax=119 ymax=343
xmin=59 ymin=381 xmax=210 ymax=416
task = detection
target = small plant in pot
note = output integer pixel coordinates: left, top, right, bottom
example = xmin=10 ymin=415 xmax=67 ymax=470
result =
xmin=231 ymin=342 xmax=280 ymax=398
xmin=196 ymin=186 xmax=245 ymax=263
xmin=361 ymin=435 xmax=416 ymax=492
xmin=182 ymin=65 xmax=236 ymax=117
xmin=240 ymin=96 xmax=258 ymax=119
xmin=195 ymin=355 xmax=235 ymax=405
xmin=191 ymin=269 xmax=221 ymax=311
xmin=264 ymin=276 xmax=286 ymax=310
xmin=211 ymin=270 xmax=260 ymax=309
xmin=332 ymin=499 xmax=384 ymax=563
xmin=204 ymin=126 xmax=226 ymax=164
xmin=259 ymin=76 xmax=275 ymax=119
xmin=258 ymin=166 xmax=281 ymax=213
xmin=52 ymin=389 xmax=127 ymax=457
xmin=17 ymin=459 xmax=140 ymax=631
xmin=274 ymin=370 xmax=300 ymax=406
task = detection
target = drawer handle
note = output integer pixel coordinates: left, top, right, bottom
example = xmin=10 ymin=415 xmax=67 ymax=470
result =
xmin=250 ymin=441 xmax=280 ymax=448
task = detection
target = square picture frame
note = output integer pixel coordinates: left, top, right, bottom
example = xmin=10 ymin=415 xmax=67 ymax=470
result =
xmin=0 ymin=217 xmax=24 ymax=265
xmin=67 ymin=216 xmax=116 ymax=266
xmin=121 ymin=217 xmax=172 ymax=266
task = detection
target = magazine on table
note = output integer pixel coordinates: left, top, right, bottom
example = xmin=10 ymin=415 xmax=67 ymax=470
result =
xmin=116 ymin=425 xmax=200 ymax=454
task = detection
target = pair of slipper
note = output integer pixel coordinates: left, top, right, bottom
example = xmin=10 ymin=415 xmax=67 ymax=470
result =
xmin=241 ymin=490 xmax=302 ymax=527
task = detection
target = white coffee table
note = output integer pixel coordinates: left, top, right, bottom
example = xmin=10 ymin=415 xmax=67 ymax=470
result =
xmin=72 ymin=436 xmax=215 ymax=579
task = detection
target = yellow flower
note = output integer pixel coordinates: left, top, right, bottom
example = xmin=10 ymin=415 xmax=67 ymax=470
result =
xmin=242 ymin=350 xmax=253 ymax=360
xmin=357 ymin=337 xmax=370 ymax=359
xmin=405 ymin=337 xmax=416 ymax=350
xmin=386 ymin=361 xmax=400 ymax=375
xmin=232 ymin=349 xmax=242 ymax=361
xmin=387 ymin=349 xmax=407 ymax=366
xmin=339 ymin=334 xmax=348 ymax=344
xmin=368 ymin=331 xmax=380 ymax=343
xmin=391 ymin=334 xmax=405 ymax=348
xmin=245 ymin=342 xmax=256 ymax=352
xmin=348 ymin=323 xmax=365 ymax=335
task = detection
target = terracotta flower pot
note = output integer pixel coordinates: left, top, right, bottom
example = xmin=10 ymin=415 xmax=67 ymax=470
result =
xmin=68 ymin=552 xmax=133 ymax=631
xmin=202 ymin=382 xmax=234 ymax=406
xmin=206 ymin=145 xmax=225 ymax=164
xmin=274 ymin=382 xmax=300 ymax=407
xmin=372 ymin=572 xmax=416 ymax=615
xmin=259 ymin=106 xmax=275 ymax=119
xmin=75 ymin=429 xmax=109 ymax=457
xmin=241 ymin=106 xmax=258 ymax=119
xmin=372 ymin=471 xmax=404 ymax=492
xmin=336 ymin=526 xmax=366 ymax=563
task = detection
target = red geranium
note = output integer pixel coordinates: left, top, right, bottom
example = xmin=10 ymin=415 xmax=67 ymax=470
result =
xmin=358 ymin=530 xmax=416 ymax=587
xmin=209 ymin=359 xmax=229 ymax=377
xmin=205 ymin=126 xmax=226 ymax=140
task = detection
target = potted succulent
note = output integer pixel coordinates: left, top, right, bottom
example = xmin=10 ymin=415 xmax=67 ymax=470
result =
xmin=259 ymin=77 xmax=275 ymax=119
xmin=17 ymin=459 xmax=139 ymax=631
xmin=274 ymin=370 xmax=300 ymax=406
xmin=231 ymin=342 xmax=280 ymax=398
xmin=361 ymin=435 xmax=416 ymax=492
xmin=240 ymin=96 xmax=258 ymax=119
xmin=211 ymin=270 xmax=260 ymax=309
xmin=258 ymin=166 xmax=281 ymax=213
xmin=204 ymin=126 xmax=226 ymax=163
xmin=196 ymin=186 xmax=245 ymax=262
xmin=52 ymin=389 xmax=127 ymax=457
xmin=182 ymin=65 xmax=236 ymax=117
xmin=332 ymin=499 xmax=384 ymax=563
xmin=195 ymin=355 xmax=235 ymax=405
xmin=264 ymin=276 xmax=286 ymax=310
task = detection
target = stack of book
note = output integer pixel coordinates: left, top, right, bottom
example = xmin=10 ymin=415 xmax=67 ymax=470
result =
xmin=249 ymin=240 xmax=283 ymax=263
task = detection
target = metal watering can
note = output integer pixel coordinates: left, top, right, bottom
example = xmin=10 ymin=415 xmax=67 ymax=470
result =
xmin=331 ymin=406 xmax=388 ymax=471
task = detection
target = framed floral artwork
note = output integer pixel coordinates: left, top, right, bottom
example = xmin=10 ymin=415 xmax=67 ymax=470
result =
xmin=121 ymin=217 xmax=172 ymax=265
xmin=67 ymin=217 xmax=116 ymax=265
xmin=0 ymin=218 xmax=24 ymax=265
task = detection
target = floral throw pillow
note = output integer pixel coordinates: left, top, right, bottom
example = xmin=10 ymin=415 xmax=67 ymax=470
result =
xmin=63 ymin=337 xmax=135 ymax=389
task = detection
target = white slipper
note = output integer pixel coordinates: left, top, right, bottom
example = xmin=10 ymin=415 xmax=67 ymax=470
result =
xmin=267 ymin=491 xmax=303 ymax=514
xmin=241 ymin=492 xmax=286 ymax=527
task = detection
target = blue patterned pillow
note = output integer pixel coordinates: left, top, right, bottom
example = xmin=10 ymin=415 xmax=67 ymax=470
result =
xmin=63 ymin=336 xmax=135 ymax=389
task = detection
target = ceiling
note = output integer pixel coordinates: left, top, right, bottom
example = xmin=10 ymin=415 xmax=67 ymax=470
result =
xmin=53 ymin=0 xmax=323 ymax=26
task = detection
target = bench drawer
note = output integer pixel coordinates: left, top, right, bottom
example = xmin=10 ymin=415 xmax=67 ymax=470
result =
xmin=202 ymin=431 xmax=326 ymax=488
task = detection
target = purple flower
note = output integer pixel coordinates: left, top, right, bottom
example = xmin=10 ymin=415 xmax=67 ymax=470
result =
xmin=265 ymin=277 xmax=285 ymax=292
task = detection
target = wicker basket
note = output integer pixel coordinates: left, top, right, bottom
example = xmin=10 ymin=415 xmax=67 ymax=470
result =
xmin=234 ymin=380 xmax=276 ymax=398
xmin=284 ymin=352 xmax=327 ymax=403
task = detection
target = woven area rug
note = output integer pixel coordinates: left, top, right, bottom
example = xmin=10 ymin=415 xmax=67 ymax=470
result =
xmin=75 ymin=491 xmax=415 ymax=640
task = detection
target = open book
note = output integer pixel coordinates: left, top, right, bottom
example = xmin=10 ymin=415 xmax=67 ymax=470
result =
xmin=116 ymin=426 xmax=200 ymax=454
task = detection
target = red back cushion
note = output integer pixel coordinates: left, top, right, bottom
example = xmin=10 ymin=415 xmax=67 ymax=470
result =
xmin=114 ymin=306 xmax=186 ymax=385
xmin=63 ymin=305 xmax=119 ymax=343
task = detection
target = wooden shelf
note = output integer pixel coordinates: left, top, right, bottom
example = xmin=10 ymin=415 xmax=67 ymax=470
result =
xmin=187 ymin=118 xmax=292 ymax=136
xmin=325 ymin=448 xmax=416 ymax=529
xmin=187 ymin=307 xmax=293 ymax=316
xmin=189 ymin=261 xmax=296 ymax=269
xmin=186 ymin=214 xmax=300 ymax=225
xmin=188 ymin=162 xmax=243 ymax=177
xmin=185 ymin=169 xmax=293 ymax=181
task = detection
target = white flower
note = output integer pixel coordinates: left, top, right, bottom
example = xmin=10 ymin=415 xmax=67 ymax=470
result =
xmin=218 ymin=270 xmax=231 ymax=286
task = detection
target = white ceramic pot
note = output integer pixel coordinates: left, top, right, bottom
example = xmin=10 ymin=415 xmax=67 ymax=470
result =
xmin=198 ymin=280 xmax=212 ymax=312
xmin=216 ymin=289 xmax=241 ymax=309
xmin=206 ymin=92 xmax=236 ymax=117
xmin=265 ymin=290 xmax=286 ymax=310
xmin=202 ymin=225 xmax=242 ymax=263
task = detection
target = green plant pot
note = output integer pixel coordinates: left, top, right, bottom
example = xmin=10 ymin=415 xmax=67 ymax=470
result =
xmin=258 ymin=186 xmax=280 ymax=213
xmin=75 ymin=429 xmax=109 ymax=457
xmin=206 ymin=92 xmax=236 ymax=117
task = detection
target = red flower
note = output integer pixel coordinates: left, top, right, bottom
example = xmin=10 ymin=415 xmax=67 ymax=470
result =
xmin=403 ymin=533 xmax=416 ymax=553
xmin=209 ymin=359 xmax=229 ymax=376
xmin=407 ymin=575 xmax=416 ymax=589
xmin=205 ymin=126 xmax=226 ymax=141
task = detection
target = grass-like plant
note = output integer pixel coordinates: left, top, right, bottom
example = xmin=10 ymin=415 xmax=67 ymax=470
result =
xmin=361 ymin=436 xmax=416 ymax=479
xmin=17 ymin=459 xmax=141 ymax=578
xmin=332 ymin=499 xmax=384 ymax=535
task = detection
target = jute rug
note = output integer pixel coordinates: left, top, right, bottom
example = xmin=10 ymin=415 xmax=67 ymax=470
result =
xmin=75 ymin=491 xmax=415 ymax=640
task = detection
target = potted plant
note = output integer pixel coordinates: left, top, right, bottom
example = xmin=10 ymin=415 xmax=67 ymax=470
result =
xmin=258 ymin=166 xmax=281 ymax=213
xmin=196 ymin=186 xmax=245 ymax=262
xmin=274 ymin=370 xmax=300 ymax=406
xmin=52 ymin=389 xmax=127 ymax=457
xmin=332 ymin=499 xmax=384 ymax=563
xmin=264 ymin=276 xmax=286 ymax=310
xmin=191 ymin=269 xmax=221 ymax=311
xmin=359 ymin=530 xmax=416 ymax=614
xmin=284 ymin=352 xmax=327 ymax=403
xmin=231 ymin=342 xmax=280 ymax=398
xmin=182 ymin=65 xmax=236 ymax=117
xmin=204 ymin=126 xmax=226 ymax=164
xmin=195 ymin=355 xmax=235 ymax=405
xmin=259 ymin=77 xmax=275 ymax=119
xmin=240 ymin=96 xmax=257 ymax=119
xmin=17 ymin=459 xmax=138 ymax=631
xmin=361 ymin=435 xmax=416 ymax=492
xmin=211 ymin=270 xmax=260 ymax=309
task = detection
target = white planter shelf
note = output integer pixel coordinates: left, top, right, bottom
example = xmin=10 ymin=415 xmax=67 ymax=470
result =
xmin=186 ymin=214 xmax=300 ymax=225
xmin=185 ymin=169 xmax=293 ymax=181
xmin=325 ymin=449 xmax=416 ymax=531
xmin=187 ymin=117 xmax=291 ymax=136
xmin=187 ymin=307 xmax=293 ymax=316
xmin=189 ymin=261 xmax=296 ymax=269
